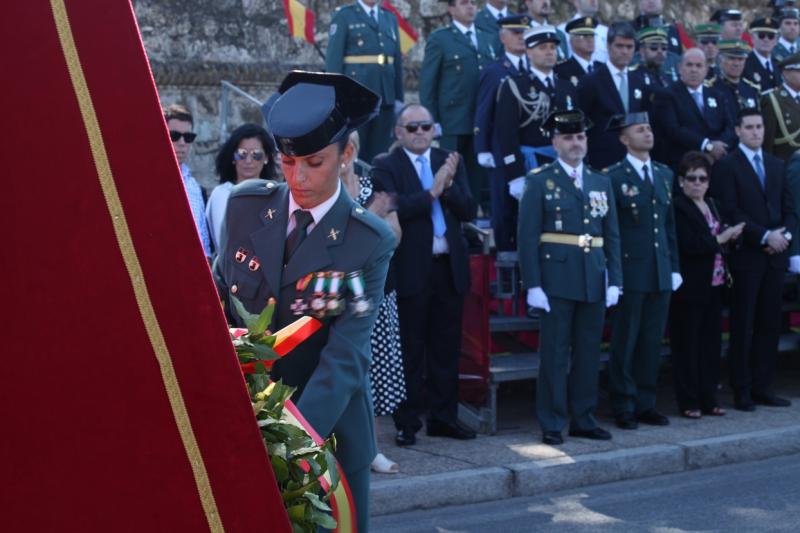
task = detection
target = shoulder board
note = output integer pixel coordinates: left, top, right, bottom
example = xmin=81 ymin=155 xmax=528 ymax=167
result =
xmin=350 ymin=203 xmax=392 ymax=238
xmin=529 ymin=162 xmax=552 ymax=176
xmin=703 ymin=78 xmax=715 ymax=87
xmin=230 ymin=179 xmax=280 ymax=199
xmin=334 ymin=4 xmax=352 ymax=13
xmin=603 ymin=161 xmax=624 ymax=173
xmin=652 ymin=161 xmax=669 ymax=171
xmin=556 ymin=58 xmax=568 ymax=65
xmin=628 ymin=64 xmax=639 ymax=71
xmin=743 ymin=77 xmax=760 ymax=90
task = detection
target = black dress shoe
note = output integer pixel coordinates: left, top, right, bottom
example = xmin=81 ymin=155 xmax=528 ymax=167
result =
xmin=426 ymin=420 xmax=476 ymax=440
xmin=395 ymin=428 xmax=416 ymax=446
xmin=615 ymin=412 xmax=639 ymax=430
xmin=568 ymin=427 xmax=612 ymax=440
xmin=753 ymin=392 xmax=792 ymax=407
xmin=542 ymin=431 xmax=563 ymax=445
xmin=637 ymin=409 xmax=670 ymax=426
xmin=734 ymin=397 xmax=756 ymax=412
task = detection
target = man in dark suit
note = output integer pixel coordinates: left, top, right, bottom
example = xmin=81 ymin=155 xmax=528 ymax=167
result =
xmin=215 ymin=72 xmax=394 ymax=533
xmin=555 ymin=16 xmax=603 ymax=88
xmin=474 ymin=14 xmax=531 ymax=250
xmin=577 ymin=22 xmax=652 ymax=169
xmin=652 ymin=48 xmax=736 ymax=169
xmin=744 ymin=17 xmax=782 ymax=92
xmin=474 ymin=0 xmax=510 ymax=55
xmin=372 ymin=104 xmax=478 ymax=445
xmin=712 ymin=109 xmax=798 ymax=411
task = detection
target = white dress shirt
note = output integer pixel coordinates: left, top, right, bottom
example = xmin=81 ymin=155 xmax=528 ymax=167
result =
xmin=779 ymin=37 xmax=797 ymax=53
xmin=626 ymin=153 xmax=654 ymax=182
xmin=572 ymin=54 xmax=593 ymax=74
xmin=558 ymin=159 xmax=584 ymax=190
xmin=506 ymin=51 xmax=527 ymax=72
xmin=484 ymin=3 xmax=507 ymax=19
xmin=357 ymin=0 xmax=379 ymax=21
xmin=403 ymin=147 xmax=450 ymax=254
xmin=287 ymin=180 xmax=342 ymax=236
xmin=452 ymin=20 xmax=478 ymax=48
xmin=530 ymin=66 xmax=555 ymax=88
xmin=754 ymin=50 xmax=775 ymax=73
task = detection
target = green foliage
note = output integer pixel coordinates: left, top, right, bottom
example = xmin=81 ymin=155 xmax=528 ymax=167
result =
xmin=231 ymin=298 xmax=338 ymax=532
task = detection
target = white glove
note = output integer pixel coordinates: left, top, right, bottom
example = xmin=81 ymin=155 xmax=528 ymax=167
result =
xmin=394 ymin=100 xmax=404 ymax=114
xmin=790 ymin=255 xmax=800 ymax=274
xmin=527 ymin=287 xmax=550 ymax=312
xmin=606 ymin=286 xmax=620 ymax=308
xmin=477 ymin=152 xmax=496 ymax=168
xmin=508 ymin=176 xmax=526 ymax=200
xmin=671 ymin=272 xmax=683 ymax=291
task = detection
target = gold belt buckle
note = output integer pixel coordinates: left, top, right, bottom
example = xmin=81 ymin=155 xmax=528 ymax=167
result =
xmin=578 ymin=234 xmax=592 ymax=248
xmin=377 ymin=54 xmax=385 ymax=65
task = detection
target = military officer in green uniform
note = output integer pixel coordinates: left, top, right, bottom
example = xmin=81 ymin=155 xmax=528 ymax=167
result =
xmin=518 ymin=109 xmax=622 ymax=445
xmin=772 ymin=6 xmax=800 ymax=66
xmin=474 ymin=0 xmax=509 ymax=55
xmin=326 ymin=0 xmax=404 ymax=163
xmin=420 ymin=0 xmax=496 ymax=205
xmin=632 ymin=26 xmax=680 ymax=87
xmin=214 ymin=71 xmax=395 ymax=533
xmin=605 ymin=112 xmax=680 ymax=430
xmin=763 ymin=52 xmax=800 ymax=161
xmin=708 ymin=39 xmax=761 ymax=125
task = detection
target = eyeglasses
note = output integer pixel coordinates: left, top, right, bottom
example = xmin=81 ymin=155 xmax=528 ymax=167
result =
xmin=401 ymin=121 xmax=434 ymax=133
xmin=756 ymin=32 xmax=777 ymax=40
xmin=169 ymin=130 xmax=197 ymax=143
xmin=234 ymin=148 xmax=266 ymax=162
xmin=683 ymin=174 xmax=709 ymax=183
xmin=646 ymin=44 xmax=668 ymax=51
xmin=698 ymin=37 xmax=719 ymax=45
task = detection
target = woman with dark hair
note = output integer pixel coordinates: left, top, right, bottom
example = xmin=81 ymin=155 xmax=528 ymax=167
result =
xmin=206 ymin=123 xmax=277 ymax=253
xmin=670 ymin=151 xmax=744 ymax=419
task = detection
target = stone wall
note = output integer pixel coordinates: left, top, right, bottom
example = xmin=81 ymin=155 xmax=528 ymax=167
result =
xmin=135 ymin=0 xmax=764 ymax=187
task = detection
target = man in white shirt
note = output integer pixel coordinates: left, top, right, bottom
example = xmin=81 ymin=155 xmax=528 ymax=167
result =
xmin=558 ymin=0 xmax=608 ymax=62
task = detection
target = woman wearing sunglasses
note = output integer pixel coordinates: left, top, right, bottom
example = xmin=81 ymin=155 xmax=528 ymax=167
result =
xmin=669 ymin=151 xmax=743 ymax=419
xmin=206 ymin=124 xmax=277 ymax=254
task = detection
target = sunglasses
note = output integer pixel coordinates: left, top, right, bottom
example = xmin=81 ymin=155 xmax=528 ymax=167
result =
xmin=401 ymin=121 xmax=434 ymax=133
xmin=646 ymin=44 xmax=668 ymax=51
xmin=234 ymin=148 xmax=266 ymax=162
xmin=698 ymin=37 xmax=719 ymax=45
xmin=756 ymin=32 xmax=777 ymax=40
xmin=683 ymin=174 xmax=709 ymax=183
xmin=169 ymin=130 xmax=197 ymax=143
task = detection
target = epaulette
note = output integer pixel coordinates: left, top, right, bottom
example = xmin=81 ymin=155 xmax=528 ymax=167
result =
xmin=743 ymin=77 xmax=760 ymax=90
xmin=703 ymin=78 xmax=715 ymax=87
xmin=350 ymin=203 xmax=391 ymax=238
xmin=529 ymin=162 xmax=553 ymax=176
xmin=628 ymin=64 xmax=640 ymax=72
xmin=652 ymin=160 xmax=669 ymax=171
xmin=556 ymin=58 xmax=568 ymax=65
xmin=230 ymin=179 xmax=280 ymax=199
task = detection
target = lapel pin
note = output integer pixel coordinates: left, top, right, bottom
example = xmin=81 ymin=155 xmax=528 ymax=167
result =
xmin=328 ymin=228 xmax=341 ymax=241
xmin=266 ymin=208 xmax=277 ymax=220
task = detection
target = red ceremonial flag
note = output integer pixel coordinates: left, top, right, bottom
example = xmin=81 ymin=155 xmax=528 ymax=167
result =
xmin=382 ymin=0 xmax=418 ymax=54
xmin=283 ymin=0 xmax=316 ymax=44
xmin=0 ymin=1 xmax=291 ymax=531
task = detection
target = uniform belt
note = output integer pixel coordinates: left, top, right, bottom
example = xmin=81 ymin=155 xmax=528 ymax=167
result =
xmin=343 ymin=54 xmax=394 ymax=65
xmin=540 ymin=233 xmax=604 ymax=248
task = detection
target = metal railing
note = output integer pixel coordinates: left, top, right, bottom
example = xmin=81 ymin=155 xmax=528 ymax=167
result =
xmin=219 ymin=80 xmax=264 ymax=141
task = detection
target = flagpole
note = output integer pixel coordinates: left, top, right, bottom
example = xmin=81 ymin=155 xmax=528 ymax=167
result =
xmin=312 ymin=42 xmax=326 ymax=62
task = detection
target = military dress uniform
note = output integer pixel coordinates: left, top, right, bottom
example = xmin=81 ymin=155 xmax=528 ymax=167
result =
xmin=762 ymin=52 xmax=800 ymax=161
xmin=554 ymin=17 xmax=603 ymax=88
xmin=216 ymin=72 xmax=395 ymax=533
xmin=474 ymin=4 xmax=508 ymax=56
xmin=518 ymin=110 xmax=622 ymax=442
xmin=743 ymin=17 xmax=782 ymax=92
xmin=631 ymin=26 xmax=680 ymax=89
xmin=708 ymin=39 xmax=761 ymax=125
xmin=605 ymin=113 xmax=679 ymax=425
xmin=420 ymin=20 xmax=495 ymax=204
xmin=632 ymin=13 xmax=684 ymax=56
xmin=771 ymin=7 xmax=800 ymax=65
xmin=325 ymin=2 xmax=403 ymax=163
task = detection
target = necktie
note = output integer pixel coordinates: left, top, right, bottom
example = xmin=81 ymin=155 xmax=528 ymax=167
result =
xmin=753 ymin=154 xmax=766 ymax=188
xmin=618 ymin=71 xmax=629 ymax=112
xmin=465 ymin=30 xmax=477 ymax=49
xmin=417 ymin=156 xmax=447 ymax=237
xmin=692 ymin=90 xmax=704 ymax=112
xmin=370 ymin=8 xmax=377 ymax=23
xmin=766 ymin=61 xmax=773 ymax=74
xmin=285 ymin=210 xmax=314 ymax=263
xmin=587 ymin=63 xmax=594 ymax=74
xmin=518 ymin=58 xmax=525 ymax=73
xmin=545 ymin=77 xmax=554 ymax=92
xmin=642 ymin=163 xmax=652 ymax=183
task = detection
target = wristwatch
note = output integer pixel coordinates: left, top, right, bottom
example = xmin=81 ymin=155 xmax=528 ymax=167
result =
xmin=704 ymin=142 xmax=714 ymax=153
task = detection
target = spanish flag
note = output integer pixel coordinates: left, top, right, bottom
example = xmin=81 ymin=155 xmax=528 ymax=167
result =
xmin=382 ymin=0 xmax=418 ymax=54
xmin=282 ymin=0 xmax=316 ymax=44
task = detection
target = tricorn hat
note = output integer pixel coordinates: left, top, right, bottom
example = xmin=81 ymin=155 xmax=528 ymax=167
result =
xmin=606 ymin=112 xmax=650 ymax=132
xmin=542 ymin=109 xmax=592 ymax=136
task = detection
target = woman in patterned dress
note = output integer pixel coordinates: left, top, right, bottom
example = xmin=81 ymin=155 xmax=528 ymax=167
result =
xmin=341 ymin=132 xmax=407 ymax=474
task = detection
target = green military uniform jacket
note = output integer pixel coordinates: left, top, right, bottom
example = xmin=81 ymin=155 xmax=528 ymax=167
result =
xmin=518 ymin=161 xmax=622 ymax=302
xmin=605 ymin=158 xmax=679 ymax=292
xmin=326 ymin=2 xmax=404 ymax=106
xmin=772 ymin=41 xmax=796 ymax=66
xmin=419 ymin=23 xmax=496 ymax=135
xmin=474 ymin=6 xmax=503 ymax=57
xmin=214 ymin=180 xmax=395 ymax=474
xmin=762 ymin=85 xmax=800 ymax=162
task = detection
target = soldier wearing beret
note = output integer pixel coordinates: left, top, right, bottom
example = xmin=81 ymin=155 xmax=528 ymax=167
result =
xmin=773 ymin=7 xmax=800 ymax=65
xmin=633 ymin=26 xmax=680 ymax=88
xmin=745 ymin=17 xmax=782 ymax=92
xmin=420 ymin=0 xmax=495 ymax=206
xmin=694 ymin=23 xmax=722 ymax=80
xmin=762 ymin=52 xmax=800 ymax=161
xmin=709 ymin=39 xmax=761 ymax=126
xmin=605 ymin=112 xmax=680 ymax=430
xmin=554 ymin=17 xmax=604 ymax=87
xmin=214 ymin=72 xmax=395 ymax=532
xmin=518 ymin=109 xmax=621 ymax=445
xmin=325 ymin=0 xmax=404 ymax=164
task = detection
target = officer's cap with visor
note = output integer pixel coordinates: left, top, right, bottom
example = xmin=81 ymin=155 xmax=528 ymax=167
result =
xmin=779 ymin=7 xmax=800 ymax=20
xmin=498 ymin=14 xmax=531 ymax=32
xmin=265 ymin=71 xmax=381 ymax=157
xmin=565 ymin=17 xmax=598 ymax=35
xmin=750 ymin=17 xmax=780 ymax=33
xmin=780 ymin=51 xmax=800 ymax=70
xmin=524 ymin=25 xmax=561 ymax=48
xmin=710 ymin=9 xmax=743 ymax=23
xmin=717 ymin=39 xmax=751 ymax=57
xmin=694 ymin=23 xmax=721 ymax=38
xmin=638 ymin=26 xmax=668 ymax=44
xmin=541 ymin=109 xmax=592 ymax=137
xmin=606 ymin=112 xmax=650 ymax=132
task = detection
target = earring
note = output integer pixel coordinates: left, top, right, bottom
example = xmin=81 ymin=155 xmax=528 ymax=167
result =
xmin=341 ymin=163 xmax=347 ymax=169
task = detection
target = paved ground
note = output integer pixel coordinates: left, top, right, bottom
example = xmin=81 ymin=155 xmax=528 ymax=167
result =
xmin=369 ymin=354 xmax=800 ymax=517
xmin=373 ymin=453 xmax=800 ymax=532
